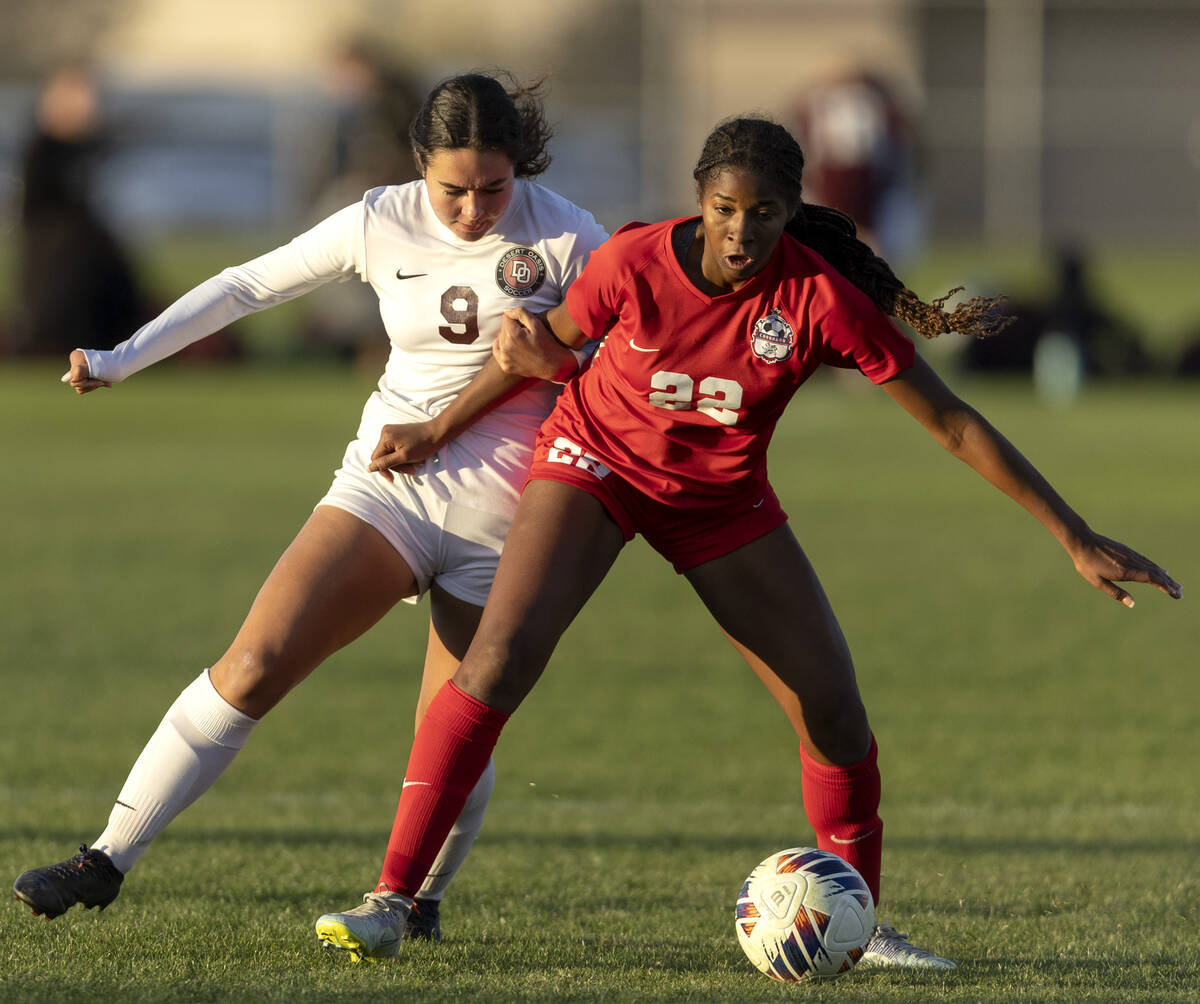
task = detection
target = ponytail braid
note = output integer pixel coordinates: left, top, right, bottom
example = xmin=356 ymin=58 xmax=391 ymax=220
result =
xmin=786 ymin=202 xmax=1010 ymax=340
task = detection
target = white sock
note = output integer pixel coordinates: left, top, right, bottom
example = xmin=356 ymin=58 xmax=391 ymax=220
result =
xmin=415 ymin=757 xmax=495 ymax=901
xmin=93 ymin=669 xmax=258 ymax=874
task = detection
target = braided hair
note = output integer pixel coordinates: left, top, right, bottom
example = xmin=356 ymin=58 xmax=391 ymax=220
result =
xmin=692 ymin=117 xmax=1008 ymax=339
xmin=410 ymin=70 xmax=553 ymax=178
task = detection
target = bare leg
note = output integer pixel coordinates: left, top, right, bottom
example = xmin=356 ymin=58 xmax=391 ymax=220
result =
xmin=454 ymin=480 xmax=626 ymax=711
xmin=683 ymin=523 xmax=870 ymax=765
xmin=210 ymin=505 xmax=420 ymax=716
xmin=684 ymin=523 xmax=882 ymax=901
xmin=415 ymin=585 xmax=484 ymax=724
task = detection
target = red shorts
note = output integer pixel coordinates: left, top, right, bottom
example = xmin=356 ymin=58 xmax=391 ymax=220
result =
xmin=526 ymin=434 xmax=788 ymax=573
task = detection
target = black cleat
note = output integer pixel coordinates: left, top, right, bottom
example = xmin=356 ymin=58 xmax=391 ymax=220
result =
xmin=12 ymin=844 xmax=124 ymax=920
xmin=403 ymin=897 xmax=441 ymax=941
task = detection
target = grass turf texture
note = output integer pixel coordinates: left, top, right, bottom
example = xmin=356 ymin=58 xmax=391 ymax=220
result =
xmin=1 ymin=360 xmax=1196 ymax=1002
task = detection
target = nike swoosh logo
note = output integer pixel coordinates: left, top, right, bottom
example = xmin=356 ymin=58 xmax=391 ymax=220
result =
xmin=628 ymin=338 xmax=658 ymax=353
xmin=752 ymin=499 xmax=765 ymax=509
xmin=830 ymin=828 xmax=877 ymax=845
xmin=396 ymin=270 xmax=428 ymax=280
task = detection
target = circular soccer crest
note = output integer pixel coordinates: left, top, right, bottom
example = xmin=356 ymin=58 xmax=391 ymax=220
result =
xmin=750 ymin=308 xmax=795 ymax=364
xmin=495 ymin=247 xmax=547 ymax=297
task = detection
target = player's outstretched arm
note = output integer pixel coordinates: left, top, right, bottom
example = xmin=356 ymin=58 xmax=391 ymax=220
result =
xmin=881 ymin=356 xmax=1182 ymax=607
xmin=60 ymin=349 xmax=113 ymax=395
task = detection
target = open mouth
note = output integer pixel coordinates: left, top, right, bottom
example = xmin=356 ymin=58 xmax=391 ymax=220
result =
xmin=724 ymin=253 xmax=755 ymax=271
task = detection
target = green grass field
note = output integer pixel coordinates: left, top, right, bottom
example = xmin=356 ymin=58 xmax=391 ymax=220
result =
xmin=1 ymin=360 xmax=1196 ymax=1002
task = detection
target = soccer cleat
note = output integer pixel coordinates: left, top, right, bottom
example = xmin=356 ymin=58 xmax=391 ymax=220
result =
xmin=12 ymin=844 xmax=124 ymax=920
xmin=315 ymin=890 xmax=410 ymax=962
xmin=403 ymin=896 xmax=442 ymax=941
xmin=860 ymin=923 xmax=957 ymax=969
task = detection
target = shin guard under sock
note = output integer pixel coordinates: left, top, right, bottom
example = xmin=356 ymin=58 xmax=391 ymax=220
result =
xmin=799 ymin=736 xmax=883 ymax=905
xmin=376 ymin=682 xmax=509 ymax=897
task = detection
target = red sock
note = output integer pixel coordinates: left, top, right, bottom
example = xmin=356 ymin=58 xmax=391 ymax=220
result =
xmin=799 ymin=736 xmax=883 ymax=906
xmin=376 ymin=681 xmax=509 ymax=896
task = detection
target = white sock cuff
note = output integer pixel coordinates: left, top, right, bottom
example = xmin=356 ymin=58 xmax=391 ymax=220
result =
xmin=175 ymin=669 xmax=259 ymax=749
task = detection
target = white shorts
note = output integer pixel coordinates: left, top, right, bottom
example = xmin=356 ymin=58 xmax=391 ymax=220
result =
xmin=316 ymin=434 xmax=515 ymax=607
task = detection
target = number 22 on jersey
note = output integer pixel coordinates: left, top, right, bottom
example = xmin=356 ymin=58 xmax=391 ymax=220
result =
xmin=648 ymin=370 xmax=743 ymax=427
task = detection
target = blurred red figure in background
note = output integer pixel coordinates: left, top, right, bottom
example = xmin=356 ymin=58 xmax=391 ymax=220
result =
xmin=794 ymin=69 xmax=922 ymax=264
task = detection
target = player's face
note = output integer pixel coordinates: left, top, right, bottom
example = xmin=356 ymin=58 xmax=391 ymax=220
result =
xmin=423 ymin=148 xmax=515 ymax=241
xmin=697 ymin=168 xmax=794 ymax=290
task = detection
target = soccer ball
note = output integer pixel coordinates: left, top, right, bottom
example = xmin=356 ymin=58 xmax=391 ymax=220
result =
xmin=734 ymin=847 xmax=875 ymax=981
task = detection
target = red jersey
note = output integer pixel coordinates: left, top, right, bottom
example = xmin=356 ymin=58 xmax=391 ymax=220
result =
xmin=548 ymin=218 xmax=915 ymax=508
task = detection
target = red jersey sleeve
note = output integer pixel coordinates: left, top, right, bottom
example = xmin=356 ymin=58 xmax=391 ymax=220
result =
xmin=810 ymin=264 xmax=915 ymax=382
xmin=563 ymin=222 xmax=654 ymax=341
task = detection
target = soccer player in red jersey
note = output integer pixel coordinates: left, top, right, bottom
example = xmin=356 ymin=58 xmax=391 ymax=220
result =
xmin=319 ymin=117 xmax=1181 ymax=967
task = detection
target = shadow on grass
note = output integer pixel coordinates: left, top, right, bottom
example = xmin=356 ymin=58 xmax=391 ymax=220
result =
xmin=5 ymin=825 xmax=1196 ymax=858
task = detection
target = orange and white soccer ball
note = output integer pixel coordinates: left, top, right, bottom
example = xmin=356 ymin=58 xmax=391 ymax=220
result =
xmin=734 ymin=847 xmax=875 ymax=981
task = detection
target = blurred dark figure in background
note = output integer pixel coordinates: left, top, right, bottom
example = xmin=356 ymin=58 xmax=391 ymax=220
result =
xmin=965 ymin=246 xmax=1149 ymax=377
xmin=793 ymin=68 xmax=924 ymax=266
xmin=1177 ymin=336 xmax=1200 ymax=377
xmin=304 ymin=40 xmax=423 ymax=363
xmin=321 ymin=38 xmax=422 ymax=198
xmin=16 ymin=63 xmax=147 ymax=356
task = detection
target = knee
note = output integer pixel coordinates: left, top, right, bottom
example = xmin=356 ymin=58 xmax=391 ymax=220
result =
xmin=453 ymin=631 xmax=547 ymax=714
xmin=801 ymin=698 xmax=872 ymax=766
xmin=210 ymin=647 xmax=289 ymax=716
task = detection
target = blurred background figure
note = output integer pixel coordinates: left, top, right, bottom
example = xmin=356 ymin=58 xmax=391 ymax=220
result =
xmin=303 ymin=39 xmax=423 ymax=364
xmin=793 ymin=67 xmax=924 ymax=266
xmin=317 ymin=37 xmax=421 ymax=202
xmin=964 ymin=245 xmax=1149 ymax=390
xmin=15 ymin=62 xmax=148 ymax=356
xmin=1177 ymin=330 xmax=1200 ymax=377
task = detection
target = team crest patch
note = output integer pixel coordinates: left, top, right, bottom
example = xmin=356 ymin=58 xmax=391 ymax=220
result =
xmin=496 ymin=247 xmax=547 ymax=297
xmin=750 ymin=308 xmax=795 ymax=363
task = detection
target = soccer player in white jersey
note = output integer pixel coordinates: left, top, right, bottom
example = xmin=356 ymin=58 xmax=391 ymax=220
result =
xmin=12 ymin=72 xmax=607 ymax=950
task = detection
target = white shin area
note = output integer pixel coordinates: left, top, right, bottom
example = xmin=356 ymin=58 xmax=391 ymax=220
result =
xmin=415 ymin=757 xmax=496 ymax=902
xmin=93 ymin=668 xmax=258 ymax=874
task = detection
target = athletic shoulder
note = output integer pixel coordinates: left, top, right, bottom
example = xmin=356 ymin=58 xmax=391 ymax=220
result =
xmin=521 ymin=180 xmax=594 ymax=221
xmin=583 ymin=217 xmax=675 ymax=277
xmin=776 ymin=233 xmax=879 ymax=314
xmin=564 ymin=218 xmax=680 ymax=334
xmin=611 ymin=218 xmax=671 ymax=243
xmin=516 ymin=180 xmax=606 ymax=242
xmin=360 ymin=181 xmax=425 ymax=222
xmin=775 ymin=233 xmax=912 ymax=373
xmin=777 ymin=232 xmax=832 ymax=280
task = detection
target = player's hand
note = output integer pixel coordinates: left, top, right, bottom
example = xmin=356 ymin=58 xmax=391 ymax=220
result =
xmin=1070 ymin=531 xmax=1182 ymax=607
xmin=368 ymin=422 xmax=441 ymax=482
xmin=60 ymin=349 xmax=112 ymax=395
xmin=495 ymin=309 xmax=577 ymax=382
